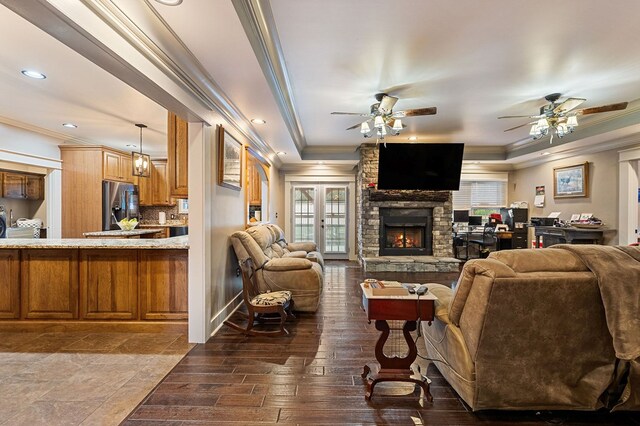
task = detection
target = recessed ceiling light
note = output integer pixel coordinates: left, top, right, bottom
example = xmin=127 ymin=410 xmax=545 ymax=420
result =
xmin=472 ymin=161 xmax=480 ymax=164
xmin=318 ymin=161 xmax=325 ymax=165
xmin=154 ymin=0 xmax=183 ymax=5
xmin=62 ymin=123 xmax=77 ymax=129
xmin=251 ymin=118 xmax=266 ymax=125
xmin=541 ymin=151 xmax=551 ymax=156
xmin=21 ymin=69 xmax=46 ymax=79
xmin=126 ymin=144 xmax=137 ymax=148
xmin=408 ymin=136 xmax=418 ymax=141
xmin=276 ymin=151 xmax=286 ymax=156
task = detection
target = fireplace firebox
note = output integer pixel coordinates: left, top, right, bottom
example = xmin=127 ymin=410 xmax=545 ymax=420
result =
xmin=379 ymin=208 xmax=433 ymax=256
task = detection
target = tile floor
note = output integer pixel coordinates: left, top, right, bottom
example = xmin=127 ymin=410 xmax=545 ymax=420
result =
xmin=0 ymin=331 xmax=193 ymax=425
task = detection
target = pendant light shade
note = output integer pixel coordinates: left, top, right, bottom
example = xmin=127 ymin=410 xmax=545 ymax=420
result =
xmin=132 ymin=123 xmax=150 ymax=177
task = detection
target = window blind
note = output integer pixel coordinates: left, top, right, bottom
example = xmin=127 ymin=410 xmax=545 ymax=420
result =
xmin=453 ymin=180 xmax=507 ymax=209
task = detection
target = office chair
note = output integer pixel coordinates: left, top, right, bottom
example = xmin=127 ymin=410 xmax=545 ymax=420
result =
xmin=467 ymin=224 xmax=497 ymax=258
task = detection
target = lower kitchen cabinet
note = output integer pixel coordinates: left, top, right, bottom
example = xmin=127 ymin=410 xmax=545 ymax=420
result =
xmin=79 ymin=250 xmax=138 ymax=320
xmin=21 ymin=249 xmax=79 ymax=319
xmin=0 ymin=250 xmax=20 ymax=319
xmin=139 ymin=250 xmax=188 ymax=320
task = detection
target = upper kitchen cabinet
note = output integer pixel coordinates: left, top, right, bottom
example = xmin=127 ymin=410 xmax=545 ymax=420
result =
xmin=167 ymin=112 xmax=188 ymax=198
xmin=1 ymin=171 xmax=44 ymax=200
xmin=103 ymin=150 xmax=134 ymax=183
xmin=138 ymin=160 xmax=174 ymax=207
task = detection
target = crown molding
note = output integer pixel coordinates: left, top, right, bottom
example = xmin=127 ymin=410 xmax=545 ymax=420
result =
xmin=0 ymin=115 xmax=91 ymax=145
xmin=232 ymin=0 xmax=307 ymax=155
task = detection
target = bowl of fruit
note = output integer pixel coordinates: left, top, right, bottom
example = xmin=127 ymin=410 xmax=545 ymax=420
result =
xmin=117 ymin=218 xmax=138 ymax=231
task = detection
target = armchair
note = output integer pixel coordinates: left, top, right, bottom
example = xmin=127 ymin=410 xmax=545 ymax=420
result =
xmin=422 ymin=246 xmax=640 ymax=411
xmin=230 ymin=224 xmax=323 ymax=312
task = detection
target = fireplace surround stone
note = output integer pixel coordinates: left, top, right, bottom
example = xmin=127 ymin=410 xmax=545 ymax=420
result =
xmin=357 ymin=144 xmax=460 ymax=272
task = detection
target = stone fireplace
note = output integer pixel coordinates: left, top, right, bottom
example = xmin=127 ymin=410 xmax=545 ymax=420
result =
xmin=356 ymin=144 xmax=459 ymax=272
xmin=379 ymin=208 xmax=432 ymax=256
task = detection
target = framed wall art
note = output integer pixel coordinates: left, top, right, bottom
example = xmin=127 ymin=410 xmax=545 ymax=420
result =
xmin=217 ymin=125 xmax=243 ymax=190
xmin=553 ymin=162 xmax=589 ymax=198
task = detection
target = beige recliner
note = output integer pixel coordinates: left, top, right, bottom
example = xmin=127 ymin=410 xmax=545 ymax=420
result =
xmin=230 ymin=224 xmax=323 ymax=312
xmin=422 ymin=245 xmax=640 ymax=411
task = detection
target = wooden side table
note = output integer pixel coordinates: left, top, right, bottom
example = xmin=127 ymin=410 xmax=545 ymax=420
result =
xmin=360 ymin=283 xmax=437 ymax=401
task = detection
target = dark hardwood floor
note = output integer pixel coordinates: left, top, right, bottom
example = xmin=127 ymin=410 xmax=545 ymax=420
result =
xmin=123 ymin=261 xmax=639 ymax=425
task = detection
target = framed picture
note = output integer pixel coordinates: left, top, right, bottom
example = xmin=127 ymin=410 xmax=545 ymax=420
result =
xmin=217 ymin=125 xmax=243 ymax=190
xmin=553 ymin=162 xmax=589 ymax=198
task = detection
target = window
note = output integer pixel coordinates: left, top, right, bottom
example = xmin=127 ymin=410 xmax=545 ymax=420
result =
xmin=453 ymin=176 xmax=508 ymax=221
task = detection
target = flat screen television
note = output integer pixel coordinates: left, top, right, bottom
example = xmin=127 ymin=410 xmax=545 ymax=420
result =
xmin=377 ymin=143 xmax=464 ymax=190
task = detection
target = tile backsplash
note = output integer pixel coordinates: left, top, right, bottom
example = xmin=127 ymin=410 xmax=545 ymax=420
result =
xmin=139 ymin=205 xmax=188 ymax=224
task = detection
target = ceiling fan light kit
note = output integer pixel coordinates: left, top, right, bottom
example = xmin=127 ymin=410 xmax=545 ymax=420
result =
xmin=331 ymin=92 xmax=437 ymax=140
xmin=500 ymin=92 xmax=628 ymax=144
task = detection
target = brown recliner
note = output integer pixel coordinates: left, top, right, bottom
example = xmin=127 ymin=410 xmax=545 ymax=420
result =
xmin=230 ymin=224 xmax=323 ymax=312
xmin=422 ymin=246 xmax=639 ymax=411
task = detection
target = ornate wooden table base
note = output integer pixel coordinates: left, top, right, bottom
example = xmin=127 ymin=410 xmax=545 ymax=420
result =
xmin=361 ymin=319 xmax=433 ymax=401
xmin=360 ymin=283 xmax=437 ymax=401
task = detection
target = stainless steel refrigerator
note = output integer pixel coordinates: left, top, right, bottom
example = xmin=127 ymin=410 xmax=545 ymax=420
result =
xmin=102 ymin=181 xmax=140 ymax=230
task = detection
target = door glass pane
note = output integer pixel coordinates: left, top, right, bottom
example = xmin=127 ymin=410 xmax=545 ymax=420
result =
xmin=293 ymin=187 xmax=315 ymax=242
xmin=324 ymin=187 xmax=347 ymax=253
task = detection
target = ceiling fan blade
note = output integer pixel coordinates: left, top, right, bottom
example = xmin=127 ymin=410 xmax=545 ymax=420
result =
xmin=576 ymin=101 xmax=629 ymax=116
xmin=331 ymin=112 xmax=369 ymax=116
xmin=378 ymin=95 xmax=398 ymax=114
xmin=498 ymin=114 xmax=543 ymax=119
xmin=504 ymin=121 xmax=536 ymax=132
xmin=346 ymin=121 xmax=366 ymax=130
xmin=552 ymin=98 xmax=586 ymax=114
xmin=397 ymin=107 xmax=437 ymax=117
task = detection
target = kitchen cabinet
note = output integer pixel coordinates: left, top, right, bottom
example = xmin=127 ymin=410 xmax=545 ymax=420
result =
xmin=0 ymin=250 xmax=20 ymax=319
xmin=151 ymin=160 xmax=174 ymax=206
xmin=25 ymin=174 xmax=44 ymax=200
xmin=1 ymin=171 xmax=44 ymax=200
xmin=139 ymin=249 xmax=188 ymax=320
xmin=167 ymin=111 xmax=188 ymax=198
xmin=103 ymin=151 xmax=134 ymax=183
xmin=79 ymin=250 xmax=138 ymax=320
xmin=138 ymin=160 xmax=174 ymax=207
xmin=21 ymin=249 xmax=79 ymax=319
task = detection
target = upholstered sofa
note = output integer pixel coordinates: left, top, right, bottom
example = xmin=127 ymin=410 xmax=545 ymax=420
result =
xmin=230 ymin=224 xmax=323 ymax=312
xmin=422 ymin=244 xmax=640 ymax=411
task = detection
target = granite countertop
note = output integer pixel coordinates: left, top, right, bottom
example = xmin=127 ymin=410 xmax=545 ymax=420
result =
xmin=0 ymin=235 xmax=189 ymax=249
xmin=138 ymin=221 xmax=188 ymax=228
xmin=83 ymin=229 xmax=163 ymax=237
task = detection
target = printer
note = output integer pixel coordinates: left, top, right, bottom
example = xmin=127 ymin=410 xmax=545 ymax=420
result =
xmin=530 ymin=217 xmax=557 ymax=227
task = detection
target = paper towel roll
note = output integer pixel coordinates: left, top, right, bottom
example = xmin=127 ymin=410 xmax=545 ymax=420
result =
xmin=159 ymin=212 xmax=166 ymax=224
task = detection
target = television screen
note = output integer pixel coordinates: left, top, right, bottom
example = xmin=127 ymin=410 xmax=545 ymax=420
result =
xmin=453 ymin=210 xmax=470 ymax=223
xmin=377 ymin=143 xmax=464 ymax=190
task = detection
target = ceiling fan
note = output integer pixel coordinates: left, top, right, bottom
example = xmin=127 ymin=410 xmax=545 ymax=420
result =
xmin=499 ymin=93 xmax=629 ymax=143
xmin=331 ymin=93 xmax=437 ymax=140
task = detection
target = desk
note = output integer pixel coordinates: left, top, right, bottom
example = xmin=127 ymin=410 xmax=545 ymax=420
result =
xmin=454 ymin=230 xmax=514 ymax=260
xmin=534 ymin=226 xmax=605 ymax=248
xmin=360 ymin=283 xmax=437 ymax=401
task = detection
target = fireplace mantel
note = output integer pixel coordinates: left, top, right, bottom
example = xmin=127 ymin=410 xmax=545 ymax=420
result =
xmin=368 ymin=189 xmax=449 ymax=202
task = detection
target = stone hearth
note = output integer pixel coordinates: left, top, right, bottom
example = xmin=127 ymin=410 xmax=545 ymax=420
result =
xmin=357 ymin=144 xmax=460 ymax=273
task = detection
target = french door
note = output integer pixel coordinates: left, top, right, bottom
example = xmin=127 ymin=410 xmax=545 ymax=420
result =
xmin=291 ymin=184 xmax=349 ymax=259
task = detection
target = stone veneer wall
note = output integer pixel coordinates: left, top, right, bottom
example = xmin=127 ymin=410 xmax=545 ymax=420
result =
xmin=357 ymin=144 xmax=454 ymax=261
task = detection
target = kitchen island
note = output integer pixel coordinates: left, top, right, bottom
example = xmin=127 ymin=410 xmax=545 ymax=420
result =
xmin=0 ymin=236 xmax=188 ymax=332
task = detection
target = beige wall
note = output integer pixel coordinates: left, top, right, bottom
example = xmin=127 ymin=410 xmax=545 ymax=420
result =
xmin=270 ymin=167 xmax=285 ymax=229
xmin=509 ymin=148 xmax=623 ymax=244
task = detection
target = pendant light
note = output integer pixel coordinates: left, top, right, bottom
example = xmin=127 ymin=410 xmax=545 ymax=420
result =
xmin=132 ymin=123 xmax=150 ymax=177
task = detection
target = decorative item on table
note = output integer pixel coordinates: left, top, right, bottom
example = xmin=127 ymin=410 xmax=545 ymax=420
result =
xmin=368 ymin=182 xmax=376 ymax=189
xmin=570 ymin=213 xmax=604 ymax=228
xmin=16 ymin=218 xmax=42 ymax=238
xmin=117 ymin=218 xmax=138 ymax=231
